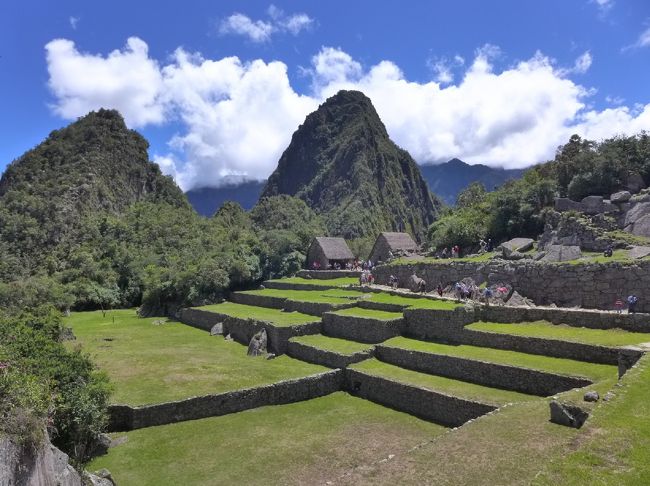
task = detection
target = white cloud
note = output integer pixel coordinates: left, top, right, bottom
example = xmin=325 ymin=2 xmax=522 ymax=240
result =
xmin=624 ymin=26 xmax=650 ymax=51
xmin=45 ymin=38 xmax=650 ymax=191
xmin=573 ymin=51 xmax=593 ymax=73
xmin=219 ymin=13 xmax=274 ymax=43
xmin=69 ymin=16 xmax=79 ymax=30
xmin=45 ymin=37 xmax=165 ymax=127
xmin=427 ymin=55 xmax=465 ymax=84
xmin=219 ymin=6 xmax=313 ymax=43
xmin=592 ymin=0 xmax=614 ymax=17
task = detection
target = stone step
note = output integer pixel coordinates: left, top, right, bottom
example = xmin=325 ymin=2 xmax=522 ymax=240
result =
xmin=322 ymin=308 xmax=405 ymax=343
xmin=375 ymin=338 xmax=602 ymax=396
xmin=287 ymin=334 xmax=374 ymax=368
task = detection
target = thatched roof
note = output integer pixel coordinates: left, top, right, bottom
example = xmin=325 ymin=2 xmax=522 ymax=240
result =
xmin=312 ymin=237 xmax=354 ymax=260
xmin=380 ymin=232 xmax=418 ymax=252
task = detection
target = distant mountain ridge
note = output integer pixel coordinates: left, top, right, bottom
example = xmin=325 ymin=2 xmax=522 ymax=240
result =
xmin=260 ymin=90 xmax=438 ymax=241
xmin=186 ymin=181 xmax=265 ymax=216
xmin=420 ymin=158 xmax=525 ymax=205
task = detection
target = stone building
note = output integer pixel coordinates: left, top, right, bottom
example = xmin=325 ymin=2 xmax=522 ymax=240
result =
xmin=369 ymin=232 xmax=418 ymax=263
xmin=306 ymin=237 xmax=354 ymax=269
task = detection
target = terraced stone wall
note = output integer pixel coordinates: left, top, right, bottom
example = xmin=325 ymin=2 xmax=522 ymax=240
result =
xmin=375 ymin=260 xmax=650 ymax=312
xmin=322 ymin=313 xmax=404 ymax=343
xmin=178 ymin=308 xmax=321 ymax=354
xmin=297 ymin=270 xmax=361 ymax=279
xmin=108 ymin=370 xmax=343 ymax=431
xmin=286 ymin=341 xmax=372 ymax=368
xmin=374 ymin=345 xmax=592 ymax=396
xmin=344 ymin=369 xmax=496 ymax=427
xmin=229 ymin=292 xmax=355 ymax=316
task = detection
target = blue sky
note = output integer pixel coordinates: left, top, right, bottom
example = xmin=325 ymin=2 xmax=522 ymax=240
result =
xmin=1 ymin=0 xmax=650 ymax=189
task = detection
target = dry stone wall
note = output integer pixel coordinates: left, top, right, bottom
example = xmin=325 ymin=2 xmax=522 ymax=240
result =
xmin=297 ymin=270 xmax=361 ymax=279
xmin=322 ymin=313 xmax=404 ymax=343
xmin=286 ymin=340 xmax=373 ymax=368
xmin=374 ymin=260 xmax=650 ymax=312
xmin=374 ymin=345 xmax=592 ymax=396
xmin=229 ymin=292 xmax=357 ymax=316
xmin=108 ymin=370 xmax=343 ymax=431
xmin=344 ymin=369 xmax=496 ymax=427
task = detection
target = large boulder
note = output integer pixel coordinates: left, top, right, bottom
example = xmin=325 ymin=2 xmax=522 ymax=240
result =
xmin=540 ymin=245 xmax=582 ymax=262
xmin=623 ymin=202 xmax=650 ymax=227
xmin=610 ymin=190 xmax=631 ymax=203
xmin=247 ymin=329 xmax=268 ymax=356
xmin=499 ymin=238 xmax=534 ymax=253
xmin=624 ymin=171 xmax=646 ymax=193
xmin=630 ymin=214 xmax=650 ymax=237
xmin=550 ymin=400 xmax=589 ymax=428
xmin=581 ymin=195 xmax=604 ymax=215
xmin=408 ymin=273 xmax=426 ymax=292
xmin=628 ymin=246 xmax=650 ymax=259
xmin=554 ymin=198 xmax=582 ymax=212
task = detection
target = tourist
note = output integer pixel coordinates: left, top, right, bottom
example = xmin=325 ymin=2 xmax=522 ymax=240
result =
xmin=441 ymin=247 xmax=449 ymax=258
xmin=615 ymin=298 xmax=624 ymax=314
xmin=436 ymin=283 xmax=443 ymax=297
xmin=479 ymin=239 xmax=487 ymax=254
xmin=484 ymin=287 xmax=493 ymax=306
xmin=486 ymin=238 xmax=493 ymax=252
xmin=627 ymin=294 xmax=639 ymax=314
xmin=604 ymin=246 xmax=613 ymax=258
xmin=389 ymin=275 xmax=398 ymax=289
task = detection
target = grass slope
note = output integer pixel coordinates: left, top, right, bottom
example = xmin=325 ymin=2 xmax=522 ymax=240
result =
xmin=533 ymin=355 xmax=650 ymax=485
xmin=242 ymin=287 xmax=362 ymax=303
xmin=350 ymin=359 xmax=534 ymax=405
xmin=89 ymin=392 xmax=446 ymax=486
xmin=195 ymin=302 xmax=319 ymax=326
xmin=331 ymin=307 xmax=404 ymax=320
xmin=290 ymin=334 xmax=374 ymax=355
xmin=467 ymin=321 xmax=650 ymax=347
xmin=382 ymin=337 xmax=617 ymax=382
xmin=65 ymin=310 xmax=325 ymax=405
xmin=268 ymin=276 xmax=359 ymax=287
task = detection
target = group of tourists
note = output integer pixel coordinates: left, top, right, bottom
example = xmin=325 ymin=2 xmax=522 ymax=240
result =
xmin=311 ymin=259 xmax=375 ymax=271
xmin=359 ymin=270 xmax=375 ymax=286
xmin=439 ymin=245 xmax=462 ymax=259
xmin=615 ymin=294 xmax=639 ymax=314
xmin=478 ymin=238 xmax=493 ymax=254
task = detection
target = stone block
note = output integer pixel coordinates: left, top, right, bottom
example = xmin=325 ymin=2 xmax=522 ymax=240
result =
xmin=628 ymin=246 xmax=650 ymax=259
xmin=631 ymin=214 xmax=650 ymax=237
xmin=540 ymin=245 xmax=582 ymax=262
xmin=624 ymin=202 xmax=650 ymax=227
xmin=500 ymin=237 xmax=534 ymax=253
xmin=610 ymin=190 xmax=631 ymax=203
xmin=550 ymin=400 xmax=588 ymax=428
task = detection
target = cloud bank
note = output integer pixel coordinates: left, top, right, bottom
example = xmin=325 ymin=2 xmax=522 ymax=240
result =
xmin=45 ymin=37 xmax=650 ymax=190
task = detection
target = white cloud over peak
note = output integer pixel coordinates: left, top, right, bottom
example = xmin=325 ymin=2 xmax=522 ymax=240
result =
xmin=45 ymin=38 xmax=650 ymax=191
xmin=219 ymin=6 xmax=313 ymax=43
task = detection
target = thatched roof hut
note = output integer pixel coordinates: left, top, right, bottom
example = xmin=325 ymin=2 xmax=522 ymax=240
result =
xmin=307 ymin=237 xmax=354 ymax=269
xmin=369 ymin=232 xmax=418 ymax=263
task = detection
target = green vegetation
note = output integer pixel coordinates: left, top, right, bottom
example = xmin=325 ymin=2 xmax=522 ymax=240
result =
xmin=534 ymin=355 xmax=650 ymax=485
xmin=332 ymin=307 xmax=404 ymax=320
xmin=66 ymin=310 xmax=325 ymax=405
xmin=261 ymin=90 xmax=438 ymax=241
xmin=289 ymin=334 xmax=374 ymax=355
xmin=89 ymin=392 xmax=445 ymax=486
xmin=1 ymin=307 xmax=110 ymax=464
xmin=467 ymin=321 xmax=650 ymax=347
xmin=242 ymin=287 xmax=362 ymax=304
xmin=351 ymin=359 xmax=534 ymax=405
xmin=195 ymin=302 xmax=320 ymax=326
xmin=268 ymin=276 xmax=359 ymax=287
xmin=382 ymin=337 xmax=617 ymax=382
xmin=428 ymin=133 xmax=650 ymax=251
xmin=366 ymin=292 xmax=461 ymax=310
xmin=564 ymin=249 xmax=650 ymax=265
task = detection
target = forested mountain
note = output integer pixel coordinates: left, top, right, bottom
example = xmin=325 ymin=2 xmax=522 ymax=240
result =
xmin=421 ymin=158 xmax=525 ymax=205
xmin=262 ymin=90 xmax=439 ymax=242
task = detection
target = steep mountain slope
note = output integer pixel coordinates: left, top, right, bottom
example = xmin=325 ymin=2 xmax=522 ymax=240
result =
xmin=0 ymin=109 xmax=188 ymax=276
xmin=421 ymin=158 xmax=525 ymax=205
xmin=186 ymin=180 xmax=265 ymax=216
xmin=261 ymin=90 xmax=438 ymax=241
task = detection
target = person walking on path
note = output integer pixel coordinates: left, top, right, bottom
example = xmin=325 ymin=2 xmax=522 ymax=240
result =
xmin=615 ymin=298 xmax=624 ymax=314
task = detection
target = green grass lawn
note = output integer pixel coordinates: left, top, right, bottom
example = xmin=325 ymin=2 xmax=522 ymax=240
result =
xmin=89 ymin=392 xmax=446 ymax=486
xmin=533 ymin=354 xmax=650 ymax=485
xmin=389 ymin=252 xmax=496 ymax=266
xmin=242 ymin=287 xmax=363 ymax=304
xmin=367 ymin=292 xmax=461 ymax=310
xmin=466 ymin=320 xmax=650 ymax=347
xmin=195 ymin=302 xmax=320 ymax=326
xmin=382 ymin=337 xmax=617 ymax=382
xmin=331 ymin=307 xmax=404 ymax=320
xmin=65 ymin=310 xmax=325 ymax=405
xmin=268 ymin=276 xmax=359 ymax=287
xmin=290 ymin=334 xmax=374 ymax=355
xmin=563 ymin=249 xmax=645 ymax=265
xmin=350 ymin=359 xmax=535 ymax=405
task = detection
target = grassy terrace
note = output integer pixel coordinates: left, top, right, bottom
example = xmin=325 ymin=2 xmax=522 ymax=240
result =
xmin=350 ymin=359 xmax=535 ymax=405
xmin=382 ymin=337 xmax=617 ymax=382
xmin=389 ymin=252 xmax=496 ymax=265
xmin=366 ymin=292 xmax=461 ymax=310
xmin=89 ymin=392 xmax=446 ymax=486
xmin=66 ymin=310 xmax=325 ymax=406
xmin=467 ymin=320 xmax=650 ymax=347
xmin=267 ymin=276 xmax=359 ymax=287
xmin=331 ymin=307 xmax=404 ymax=320
xmin=195 ymin=302 xmax=319 ymax=326
xmin=241 ymin=287 xmax=362 ymax=303
xmin=290 ymin=334 xmax=374 ymax=355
